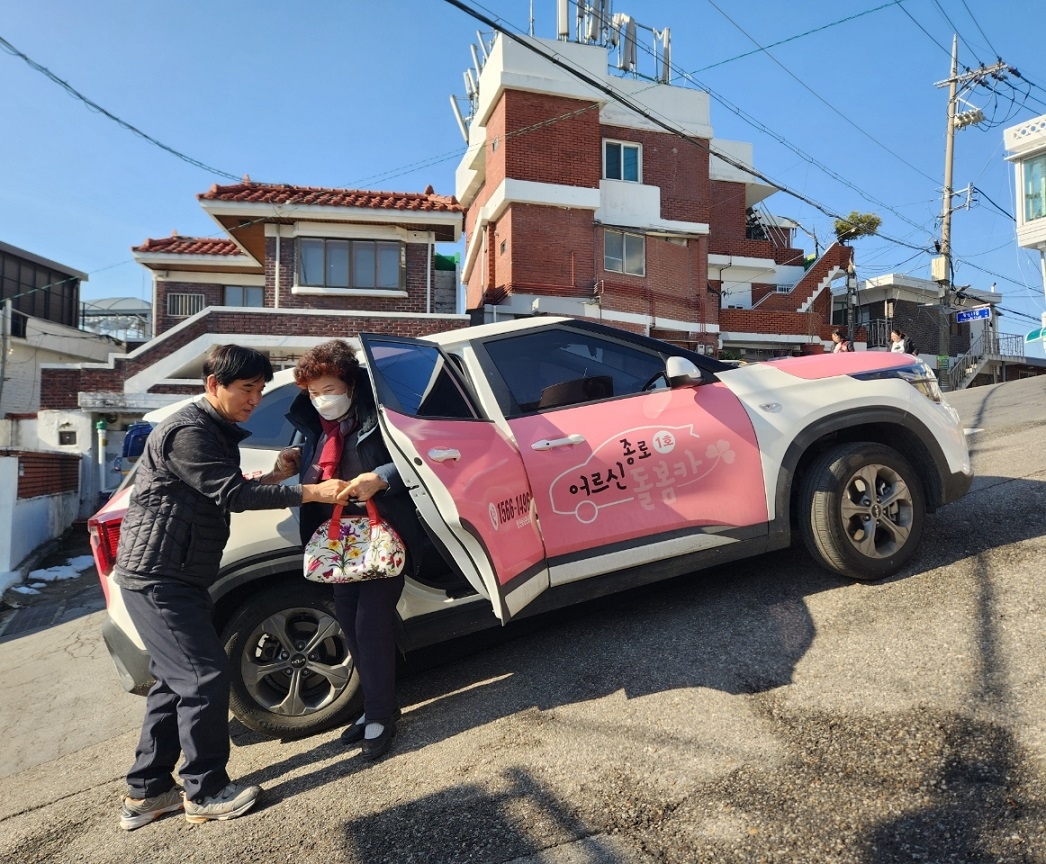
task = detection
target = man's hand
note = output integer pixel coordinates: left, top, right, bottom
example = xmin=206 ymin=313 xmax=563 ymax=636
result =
xmin=344 ymin=472 xmax=390 ymax=502
xmin=302 ymin=478 xmax=352 ymax=504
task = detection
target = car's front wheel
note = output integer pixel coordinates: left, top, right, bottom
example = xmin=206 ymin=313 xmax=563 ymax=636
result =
xmin=799 ymin=442 xmax=925 ymax=581
xmin=222 ymin=583 xmax=361 ymax=738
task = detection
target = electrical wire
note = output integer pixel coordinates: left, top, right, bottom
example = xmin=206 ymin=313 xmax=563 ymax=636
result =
xmin=893 ymin=0 xmax=951 ymax=58
xmin=959 ymin=0 xmax=1002 ymax=61
xmin=0 ymin=34 xmax=241 ymax=181
xmin=689 ymin=1 xmax=904 ymax=75
xmin=622 ymin=16 xmax=939 ymax=242
xmin=930 ymin=0 xmax=983 ymax=67
xmin=704 ymin=0 xmax=939 ymax=185
xmin=972 ymin=186 xmax=1016 ymax=222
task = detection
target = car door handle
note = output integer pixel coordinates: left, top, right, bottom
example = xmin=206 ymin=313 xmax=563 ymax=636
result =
xmin=428 ymin=448 xmax=461 ymax=462
xmin=531 ymin=434 xmax=586 ymax=451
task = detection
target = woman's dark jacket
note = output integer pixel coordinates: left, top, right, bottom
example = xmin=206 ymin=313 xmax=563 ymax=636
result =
xmin=115 ymin=399 xmax=302 ymax=591
xmin=286 ymin=368 xmax=424 ymax=573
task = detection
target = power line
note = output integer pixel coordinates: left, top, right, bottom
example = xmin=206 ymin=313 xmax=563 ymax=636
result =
xmin=958 ymin=0 xmax=1002 ymax=61
xmin=0 ymin=33 xmax=241 ymax=181
xmin=893 ymin=0 xmax=950 ymax=58
xmin=930 ymin=0 xmax=983 ymax=66
xmin=704 ymin=0 xmax=939 ymax=185
xmin=972 ymin=185 xmax=1016 ymax=222
xmin=689 ymin=1 xmax=904 ymax=75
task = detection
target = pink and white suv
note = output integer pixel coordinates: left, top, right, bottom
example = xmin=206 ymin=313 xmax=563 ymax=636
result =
xmin=90 ymin=317 xmax=971 ymax=738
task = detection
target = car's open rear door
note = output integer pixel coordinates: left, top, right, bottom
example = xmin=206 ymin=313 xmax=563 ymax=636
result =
xmin=359 ymin=333 xmax=549 ymax=623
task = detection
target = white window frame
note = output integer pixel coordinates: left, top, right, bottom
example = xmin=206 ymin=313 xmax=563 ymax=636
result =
xmin=166 ymin=292 xmax=205 ymax=318
xmin=604 ymin=228 xmax=646 ymax=276
xmin=603 ymin=139 xmax=642 ymax=183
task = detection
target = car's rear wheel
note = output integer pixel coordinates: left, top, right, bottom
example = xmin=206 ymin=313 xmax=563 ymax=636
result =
xmin=222 ymin=583 xmax=361 ymax=738
xmin=799 ymin=442 xmax=925 ymax=581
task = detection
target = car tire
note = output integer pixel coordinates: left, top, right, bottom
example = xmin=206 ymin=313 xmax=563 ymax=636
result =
xmin=798 ymin=442 xmax=925 ymax=581
xmin=222 ymin=582 xmax=361 ymax=739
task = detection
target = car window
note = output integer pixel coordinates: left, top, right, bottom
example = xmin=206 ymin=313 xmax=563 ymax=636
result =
xmin=240 ymin=382 xmax=298 ymax=449
xmin=482 ymin=327 xmax=666 ymax=416
xmin=367 ymin=340 xmax=476 ymax=419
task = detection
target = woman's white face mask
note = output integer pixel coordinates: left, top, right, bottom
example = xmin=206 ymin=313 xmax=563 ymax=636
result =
xmin=311 ymin=392 xmax=353 ymax=421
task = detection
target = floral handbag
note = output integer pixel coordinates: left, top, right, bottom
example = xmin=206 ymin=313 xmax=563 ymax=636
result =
xmin=303 ymin=499 xmax=406 ymax=583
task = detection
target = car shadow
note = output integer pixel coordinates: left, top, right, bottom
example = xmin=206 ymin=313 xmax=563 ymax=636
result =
xmin=238 ymin=544 xmax=831 ymax=800
xmin=237 ymin=474 xmax=1046 ymax=806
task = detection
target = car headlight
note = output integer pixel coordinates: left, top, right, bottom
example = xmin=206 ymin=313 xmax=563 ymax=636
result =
xmin=850 ymin=360 xmax=943 ymax=403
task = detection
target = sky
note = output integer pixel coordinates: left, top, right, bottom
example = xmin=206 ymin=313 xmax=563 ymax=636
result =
xmin=3 ymin=0 xmax=1045 ymax=356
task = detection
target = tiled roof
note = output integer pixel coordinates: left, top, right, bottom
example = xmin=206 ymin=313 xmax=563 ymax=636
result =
xmin=198 ymin=181 xmax=463 ymax=213
xmin=132 ymin=236 xmax=244 ymax=256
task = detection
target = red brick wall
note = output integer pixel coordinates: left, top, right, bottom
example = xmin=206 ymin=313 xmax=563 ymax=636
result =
xmin=153 ymin=239 xmax=441 ymax=337
xmin=504 ymin=204 xmax=594 ymax=295
xmin=503 ymin=91 xmax=601 ymax=189
xmin=39 ymin=310 xmax=465 ymax=408
xmin=596 ymin=231 xmax=708 ymax=326
xmin=265 ymin=238 xmax=436 ymax=314
xmin=154 ymin=281 xmax=224 ymax=334
xmin=0 ymin=450 xmax=80 ymax=499
xmin=599 ymin=124 xmax=710 ymax=224
xmin=719 ymin=309 xmax=822 ymax=337
xmin=708 ymin=179 xmax=746 ymax=244
xmin=40 ymin=369 xmax=82 ymax=410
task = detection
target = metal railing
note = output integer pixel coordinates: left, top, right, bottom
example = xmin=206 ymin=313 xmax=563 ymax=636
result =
xmin=941 ymin=332 xmax=1026 ymax=391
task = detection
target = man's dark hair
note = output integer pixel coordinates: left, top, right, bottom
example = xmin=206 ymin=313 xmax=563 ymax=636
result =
xmin=202 ymin=344 xmax=274 ymax=386
xmin=832 ymin=328 xmax=844 ymax=338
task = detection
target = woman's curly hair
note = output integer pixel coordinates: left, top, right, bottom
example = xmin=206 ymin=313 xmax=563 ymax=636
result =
xmin=293 ymin=340 xmax=359 ymax=389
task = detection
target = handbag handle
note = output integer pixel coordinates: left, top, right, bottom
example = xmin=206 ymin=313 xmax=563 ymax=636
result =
xmin=327 ymin=498 xmax=382 ymax=539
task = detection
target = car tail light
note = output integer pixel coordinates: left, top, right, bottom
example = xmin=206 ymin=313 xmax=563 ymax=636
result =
xmin=89 ymin=518 xmax=121 ymax=594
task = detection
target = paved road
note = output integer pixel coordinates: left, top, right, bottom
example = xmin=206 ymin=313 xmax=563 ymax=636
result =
xmin=1 ymin=376 xmax=1045 ymax=863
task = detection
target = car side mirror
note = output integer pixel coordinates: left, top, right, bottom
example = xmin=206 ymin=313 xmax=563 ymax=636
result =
xmin=665 ymin=356 xmax=703 ymax=387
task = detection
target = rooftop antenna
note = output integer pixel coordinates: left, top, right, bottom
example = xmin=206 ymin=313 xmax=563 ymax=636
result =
xmin=449 ymin=96 xmax=469 ymax=143
xmin=557 ymin=0 xmax=569 ymax=40
xmin=529 ymin=0 xmax=534 ymax=37
xmin=475 ymin=30 xmax=489 ymax=60
xmin=612 ymin=13 xmax=636 ymax=72
xmin=654 ymin=26 xmax=671 ymax=82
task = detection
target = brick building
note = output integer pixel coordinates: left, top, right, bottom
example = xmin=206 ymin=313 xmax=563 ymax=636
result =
xmin=452 ymin=24 xmax=852 ymax=360
xmin=37 ymin=181 xmax=464 ymax=512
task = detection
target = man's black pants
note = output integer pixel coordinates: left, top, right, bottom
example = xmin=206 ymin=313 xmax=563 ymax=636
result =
xmin=122 ymin=581 xmax=231 ymax=802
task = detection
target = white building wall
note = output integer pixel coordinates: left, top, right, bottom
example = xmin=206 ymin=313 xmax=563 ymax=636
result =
xmin=0 ymin=457 xmax=79 ymax=572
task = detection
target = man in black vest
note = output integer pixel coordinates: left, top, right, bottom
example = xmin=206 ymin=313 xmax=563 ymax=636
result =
xmin=114 ymin=344 xmax=349 ymax=830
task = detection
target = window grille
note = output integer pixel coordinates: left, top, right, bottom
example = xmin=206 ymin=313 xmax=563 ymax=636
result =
xmin=166 ymin=293 xmax=205 ymax=317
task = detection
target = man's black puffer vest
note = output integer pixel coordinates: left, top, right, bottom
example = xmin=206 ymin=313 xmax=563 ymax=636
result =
xmin=113 ymin=400 xmax=284 ymax=591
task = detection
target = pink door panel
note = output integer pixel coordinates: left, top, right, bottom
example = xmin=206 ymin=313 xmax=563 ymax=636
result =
xmin=508 ymin=384 xmax=768 ymax=560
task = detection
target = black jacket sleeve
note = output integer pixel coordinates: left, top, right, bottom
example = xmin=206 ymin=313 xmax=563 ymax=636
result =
xmin=163 ymin=425 xmax=303 ymax=512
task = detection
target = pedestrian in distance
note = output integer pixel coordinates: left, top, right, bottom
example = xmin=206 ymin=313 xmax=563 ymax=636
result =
xmin=831 ymin=329 xmax=854 ymax=353
xmin=287 ymin=339 xmax=426 ymax=761
xmin=890 ymin=328 xmax=917 ymax=355
xmin=115 ymin=344 xmax=351 ymax=830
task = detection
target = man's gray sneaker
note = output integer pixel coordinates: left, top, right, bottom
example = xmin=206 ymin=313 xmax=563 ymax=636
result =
xmin=119 ymin=786 xmax=184 ymax=831
xmin=184 ymin=782 xmax=261 ymax=824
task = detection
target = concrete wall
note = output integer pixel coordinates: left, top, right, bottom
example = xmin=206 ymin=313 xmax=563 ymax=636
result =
xmin=0 ymin=456 xmax=80 ymax=572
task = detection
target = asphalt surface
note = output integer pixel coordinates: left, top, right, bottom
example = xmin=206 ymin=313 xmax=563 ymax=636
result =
xmin=1 ymin=375 xmax=1045 ymax=863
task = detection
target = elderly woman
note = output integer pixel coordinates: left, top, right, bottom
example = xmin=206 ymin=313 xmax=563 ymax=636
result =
xmin=286 ymin=339 xmax=421 ymax=760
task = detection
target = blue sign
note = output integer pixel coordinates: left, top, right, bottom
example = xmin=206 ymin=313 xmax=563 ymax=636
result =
xmin=955 ymin=306 xmax=991 ymax=323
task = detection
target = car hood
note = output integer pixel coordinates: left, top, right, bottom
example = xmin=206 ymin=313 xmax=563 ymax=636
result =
xmin=724 ymin=351 xmax=926 ymax=382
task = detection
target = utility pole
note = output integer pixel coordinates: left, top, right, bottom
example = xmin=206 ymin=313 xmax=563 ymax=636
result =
xmin=933 ymin=36 xmax=1008 ymax=367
